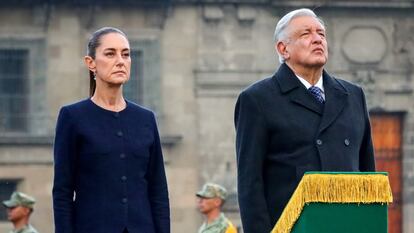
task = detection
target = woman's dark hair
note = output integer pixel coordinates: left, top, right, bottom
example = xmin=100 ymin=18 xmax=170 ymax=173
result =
xmin=87 ymin=27 xmax=128 ymax=96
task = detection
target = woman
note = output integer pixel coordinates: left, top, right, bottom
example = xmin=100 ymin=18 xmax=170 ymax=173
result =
xmin=53 ymin=27 xmax=170 ymax=233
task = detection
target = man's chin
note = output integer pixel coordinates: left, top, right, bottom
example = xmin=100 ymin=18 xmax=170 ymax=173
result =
xmin=309 ymin=59 xmax=327 ymax=68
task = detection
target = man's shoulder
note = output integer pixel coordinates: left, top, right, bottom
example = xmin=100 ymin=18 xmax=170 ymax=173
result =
xmin=334 ymin=77 xmax=360 ymax=89
xmin=199 ymin=214 xmax=231 ymax=233
xmin=326 ymin=73 xmax=363 ymax=94
xmin=24 ymin=225 xmax=39 ymax=233
xmin=221 ymin=214 xmax=238 ymax=233
xmin=240 ymin=75 xmax=277 ymax=97
xmin=14 ymin=225 xmax=39 ymax=233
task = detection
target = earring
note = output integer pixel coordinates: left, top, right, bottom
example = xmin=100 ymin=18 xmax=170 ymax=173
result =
xmin=93 ymin=72 xmax=97 ymax=80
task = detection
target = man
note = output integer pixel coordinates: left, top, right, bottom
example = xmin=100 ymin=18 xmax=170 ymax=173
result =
xmin=196 ymin=183 xmax=237 ymax=233
xmin=234 ymin=8 xmax=375 ymax=233
xmin=2 ymin=191 xmax=39 ymax=233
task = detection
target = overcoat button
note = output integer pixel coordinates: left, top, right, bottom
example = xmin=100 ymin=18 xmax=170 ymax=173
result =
xmin=344 ymin=139 xmax=350 ymax=146
xmin=316 ymin=139 xmax=323 ymax=145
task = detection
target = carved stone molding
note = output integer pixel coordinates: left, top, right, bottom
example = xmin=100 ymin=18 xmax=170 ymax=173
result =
xmin=352 ymin=69 xmax=379 ymax=107
xmin=237 ymin=5 xmax=256 ymax=24
xmin=393 ymin=19 xmax=414 ymax=67
xmin=203 ymin=6 xmax=224 ymax=22
xmin=341 ymin=26 xmax=387 ymax=64
xmin=194 ymin=70 xmax=272 ymax=97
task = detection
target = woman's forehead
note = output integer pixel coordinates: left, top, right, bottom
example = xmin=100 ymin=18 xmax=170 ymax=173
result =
xmin=99 ymin=33 xmax=130 ymax=49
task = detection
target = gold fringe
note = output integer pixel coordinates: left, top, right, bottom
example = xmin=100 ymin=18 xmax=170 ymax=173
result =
xmin=271 ymin=173 xmax=393 ymax=233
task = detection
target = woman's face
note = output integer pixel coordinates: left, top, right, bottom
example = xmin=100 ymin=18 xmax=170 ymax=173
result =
xmin=88 ymin=32 xmax=131 ymax=87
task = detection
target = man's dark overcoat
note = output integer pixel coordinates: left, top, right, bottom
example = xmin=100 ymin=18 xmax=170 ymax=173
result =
xmin=234 ymin=63 xmax=375 ymax=233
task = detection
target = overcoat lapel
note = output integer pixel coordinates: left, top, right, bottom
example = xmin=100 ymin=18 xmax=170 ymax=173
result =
xmin=275 ymin=63 xmax=323 ymax=115
xmin=318 ymin=71 xmax=348 ymax=133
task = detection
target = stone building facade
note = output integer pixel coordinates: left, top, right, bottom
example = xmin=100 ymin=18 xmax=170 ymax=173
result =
xmin=0 ymin=1 xmax=413 ymax=232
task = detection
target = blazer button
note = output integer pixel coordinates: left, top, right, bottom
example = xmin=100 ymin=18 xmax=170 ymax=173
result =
xmin=316 ymin=139 xmax=323 ymax=145
xmin=120 ymin=153 xmax=126 ymax=159
xmin=122 ymin=198 xmax=128 ymax=203
xmin=121 ymin=176 xmax=127 ymax=181
xmin=344 ymin=139 xmax=350 ymax=146
xmin=117 ymin=131 xmax=123 ymax=137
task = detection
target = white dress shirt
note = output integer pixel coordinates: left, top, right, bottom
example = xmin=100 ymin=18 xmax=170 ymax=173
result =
xmin=296 ymin=74 xmax=325 ymax=100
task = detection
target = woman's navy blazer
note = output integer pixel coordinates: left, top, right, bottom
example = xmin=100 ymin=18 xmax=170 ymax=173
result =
xmin=53 ymin=99 xmax=170 ymax=233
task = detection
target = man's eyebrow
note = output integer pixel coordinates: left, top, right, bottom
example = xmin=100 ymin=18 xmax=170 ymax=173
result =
xmin=103 ymin=48 xmax=116 ymax=51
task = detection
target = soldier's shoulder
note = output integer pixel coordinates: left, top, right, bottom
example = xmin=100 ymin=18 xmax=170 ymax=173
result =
xmin=23 ymin=225 xmax=39 ymax=233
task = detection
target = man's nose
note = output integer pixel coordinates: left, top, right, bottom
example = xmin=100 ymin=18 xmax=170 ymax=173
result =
xmin=312 ymin=32 xmax=323 ymax=43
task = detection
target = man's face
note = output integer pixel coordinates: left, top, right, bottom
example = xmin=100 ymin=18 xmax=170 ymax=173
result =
xmin=280 ymin=16 xmax=328 ymax=68
xmin=7 ymin=206 xmax=30 ymax=222
xmin=196 ymin=197 xmax=221 ymax=215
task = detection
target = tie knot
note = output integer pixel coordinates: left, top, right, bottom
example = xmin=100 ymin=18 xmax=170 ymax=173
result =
xmin=308 ymin=86 xmax=324 ymax=104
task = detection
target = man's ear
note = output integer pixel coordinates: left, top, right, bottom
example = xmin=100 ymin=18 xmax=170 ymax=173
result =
xmin=214 ymin=198 xmax=223 ymax=207
xmin=22 ymin=207 xmax=31 ymax=215
xmin=84 ymin=56 xmax=96 ymax=73
xmin=276 ymin=41 xmax=289 ymax=61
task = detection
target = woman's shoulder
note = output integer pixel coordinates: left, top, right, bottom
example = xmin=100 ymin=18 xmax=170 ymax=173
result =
xmin=125 ymin=100 xmax=155 ymax=117
xmin=60 ymin=98 xmax=91 ymax=110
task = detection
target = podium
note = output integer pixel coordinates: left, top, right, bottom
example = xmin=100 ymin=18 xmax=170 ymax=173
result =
xmin=271 ymin=172 xmax=393 ymax=233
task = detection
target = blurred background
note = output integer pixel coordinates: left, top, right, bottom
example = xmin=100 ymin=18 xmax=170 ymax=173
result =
xmin=0 ymin=0 xmax=413 ymax=232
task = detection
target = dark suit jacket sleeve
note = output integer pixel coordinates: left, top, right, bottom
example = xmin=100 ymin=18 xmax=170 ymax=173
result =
xmin=53 ymin=107 xmax=76 ymax=233
xmin=146 ymin=113 xmax=170 ymax=233
xmin=235 ymin=91 xmax=272 ymax=233
xmin=358 ymin=87 xmax=376 ymax=171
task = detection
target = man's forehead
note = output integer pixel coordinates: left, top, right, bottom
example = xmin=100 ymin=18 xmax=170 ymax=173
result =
xmin=290 ymin=16 xmax=325 ymax=30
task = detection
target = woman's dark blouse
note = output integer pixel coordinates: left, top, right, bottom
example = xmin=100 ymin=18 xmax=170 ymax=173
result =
xmin=53 ymin=99 xmax=170 ymax=233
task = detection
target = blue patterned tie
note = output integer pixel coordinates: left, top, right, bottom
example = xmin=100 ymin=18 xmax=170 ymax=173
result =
xmin=308 ymin=86 xmax=324 ymax=104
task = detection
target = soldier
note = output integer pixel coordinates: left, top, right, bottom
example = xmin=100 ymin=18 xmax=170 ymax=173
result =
xmin=2 ymin=191 xmax=39 ymax=233
xmin=196 ymin=183 xmax=237 ymax=233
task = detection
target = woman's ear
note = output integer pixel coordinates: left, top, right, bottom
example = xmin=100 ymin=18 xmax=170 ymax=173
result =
xmin=276 ymin=41 xmax=289 ymax=61
xmin=84 ymin=56 xmax=96 ymax=73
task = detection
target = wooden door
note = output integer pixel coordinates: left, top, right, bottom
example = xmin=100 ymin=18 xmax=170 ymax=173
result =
xmin=370 ymin=113 xmax=402 ymax=233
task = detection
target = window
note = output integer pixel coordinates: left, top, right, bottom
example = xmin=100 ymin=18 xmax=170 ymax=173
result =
xmin=125 ymin=39 xmax=161 ymax=114
xmin=0 ymin=38 xmax=47 ymax=138
xmin=0 ymin=49 xmax=29 ymax=132
xmin=124 ymin=50 xmax=144 ymax=104
xmin=0 ymin=179 xmax=19 ymax=221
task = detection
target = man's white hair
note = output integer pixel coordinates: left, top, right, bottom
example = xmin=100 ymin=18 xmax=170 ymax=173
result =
xmin=274 ymin=8 xmax=326 ymax=63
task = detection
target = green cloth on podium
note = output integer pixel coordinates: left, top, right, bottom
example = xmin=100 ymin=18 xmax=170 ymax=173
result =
xmin=271 ymin=172 xmax=393 ymax=233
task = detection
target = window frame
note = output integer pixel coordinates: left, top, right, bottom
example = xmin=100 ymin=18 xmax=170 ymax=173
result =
xmin=0 ymin=38 xmax=48 ymax=139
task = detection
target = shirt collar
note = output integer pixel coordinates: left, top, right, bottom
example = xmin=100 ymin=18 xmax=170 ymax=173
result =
xmin=296 ymin=74 xmax=324 ymax=92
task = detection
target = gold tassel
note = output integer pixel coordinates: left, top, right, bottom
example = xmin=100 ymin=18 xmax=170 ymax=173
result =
xmin=271 ymin=173 xmax=393 ymax=233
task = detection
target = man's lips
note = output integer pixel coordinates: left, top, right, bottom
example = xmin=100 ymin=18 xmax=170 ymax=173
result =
xmin=113 ymin=71 xmax=126 ymax=75
xmin=312 ymin=47 xmax=324 ymax=53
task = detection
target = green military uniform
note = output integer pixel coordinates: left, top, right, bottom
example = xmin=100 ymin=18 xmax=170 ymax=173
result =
xmin=198 ymin=213 xmax=236 ymax=233
xmin=8 ymin=224 xmax=39 ymax=233
xmin=3 ymin=192 xmax=40 ymax=233
xmin=196 ymin=183 xmax=238 ymax=233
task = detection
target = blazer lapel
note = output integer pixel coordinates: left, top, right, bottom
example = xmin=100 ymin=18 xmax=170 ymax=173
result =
xmin=318 ymin=72 xmax=349 ymax=133
xmin=275 ymin=63 xmax=324 ymax=115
